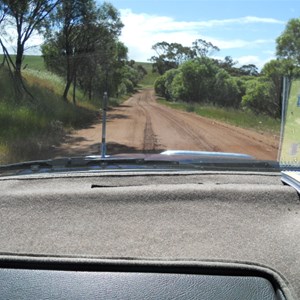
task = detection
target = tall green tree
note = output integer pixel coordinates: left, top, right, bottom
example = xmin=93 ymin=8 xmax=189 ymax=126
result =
xmin=42 ymin=0 xmax=123 ymax=101
xmin=150 ymin=39 xmax=219 ymax=75
xmin=215 ymin=56 xmax=239 ymax=76
xmin=43 ymin=0 xmax=97 ymax=101
xmin=261 ymin=59 xmax=284 ymax=117
xmin=276 ymin=18 xmax=300 ymax=66
xmin=239 ymin=64 xmax=259 ymax=76
xmin=191 ymin=39 xmax=219 ymax=57
xmin=0 ymin=0 xmax=59 ymax=78
xmin=150 ymin=42 xmax=193 ymax=75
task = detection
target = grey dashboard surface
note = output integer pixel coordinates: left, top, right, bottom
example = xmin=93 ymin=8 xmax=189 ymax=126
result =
xmin=0 ymin=171 xmax=299 ymax=299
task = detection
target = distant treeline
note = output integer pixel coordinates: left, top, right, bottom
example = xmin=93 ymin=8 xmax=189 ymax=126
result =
xmin=153 ymin=24 xmax=300 ymax=119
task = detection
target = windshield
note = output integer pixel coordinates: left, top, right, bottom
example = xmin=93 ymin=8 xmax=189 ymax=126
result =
xmin=0 ymin=0 xmax=299 ymax=170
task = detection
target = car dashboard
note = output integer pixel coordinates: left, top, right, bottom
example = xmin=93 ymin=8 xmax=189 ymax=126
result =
xmin=0 ymin=170 xmax=299 ymax=299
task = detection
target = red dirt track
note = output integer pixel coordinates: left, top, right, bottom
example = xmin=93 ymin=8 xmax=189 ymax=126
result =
xmin=56 ymin=89 xmax=279 ymax=160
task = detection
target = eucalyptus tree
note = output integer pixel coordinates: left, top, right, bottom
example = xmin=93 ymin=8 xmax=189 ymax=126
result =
xmin=0 ymin=0 xmax=59 ymax=78
xmin=42 ymin=0 xmax=123 ymax=101
xmin=276 ymin=18 xmax=300 ymax=66
xmin=150 ymin=39 xmax=219 ymax=75
xmin=150 ymin=42 xmax=194 ymax=75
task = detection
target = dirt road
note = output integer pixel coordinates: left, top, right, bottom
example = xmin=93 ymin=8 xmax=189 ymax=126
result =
xmin=56 ymin=89 xmax=279 ymax=160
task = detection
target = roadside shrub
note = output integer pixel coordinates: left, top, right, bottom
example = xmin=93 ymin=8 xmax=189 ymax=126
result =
xmin=123 ymin=78 xmax=135 ymax=94
xmin=242 ymin=77 xmax=279 ymax=118
xmin=154 ymin=75 xmax=166 ymax=97
xmin=213 ymin=70 xmax=242 ymax=108
xmin=163 ymin=69 xmax=180 ymax=100
xmin=170 ymin=72 xmax=187 ymax=101
xmin=178 ymin=58 xmax=218 ymax=103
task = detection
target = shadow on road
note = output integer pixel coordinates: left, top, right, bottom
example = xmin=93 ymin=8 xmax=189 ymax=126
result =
xmin=117 ymin=104 xmax=131 ymax=108
xmin=106 ymin=114 xmax=129 ymax=121
xmin=51 ymin=142 xmax=165 ymax=158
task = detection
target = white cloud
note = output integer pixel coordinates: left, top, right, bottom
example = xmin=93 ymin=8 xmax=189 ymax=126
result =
xmin=202 ymin=16 xmax=284 ymax=27
xmin=237 ymin=55 xmax=262 ymax=65
xmin=119 ymin=9 xmax=278 ymax=62
xmin=205 ymin=38 xmax=273 ymax=50
xmin=236 ymin=55 xmax=275 ymax=69
xmin=121 ymin=9 xmax=283 ymax=33
xmin=120 ymin=9 xmax=197 ymax=61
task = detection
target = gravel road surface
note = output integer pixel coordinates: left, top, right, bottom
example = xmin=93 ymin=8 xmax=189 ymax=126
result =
xmin=55 ymin=89 xmax=278 ymax=160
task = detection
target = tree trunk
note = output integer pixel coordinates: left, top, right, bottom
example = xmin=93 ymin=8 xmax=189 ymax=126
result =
xmin=73 ymin=71 xmax=77 ymax=105
xmin=1 ymin=54 xmax=5 ymax=67
xmin=88 ymin=78 xmax=92 ymax=100
xmin=62 ymin=38 xmax=76 ymax=101
xmin=15 ymin=40 xmax=24 ymax=79
xmin=63 ymin=79 xmax=72 ymax=101
xmin=62 ymin=52 xmax=73 ymax=101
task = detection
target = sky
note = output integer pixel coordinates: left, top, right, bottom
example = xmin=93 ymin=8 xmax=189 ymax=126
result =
xmin=1 ymin=0 xmax=300 ymax=69
xmin=106 ymin=0 xmax=300 ymax=68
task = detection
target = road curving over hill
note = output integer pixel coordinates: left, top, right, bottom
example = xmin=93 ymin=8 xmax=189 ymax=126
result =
xmin=56 ymin=88 xmax=279 ymax=160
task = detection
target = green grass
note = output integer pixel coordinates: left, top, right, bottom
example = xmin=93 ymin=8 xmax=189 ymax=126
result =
xmin=23 ymin=55 xmax=46 ymax=71
xmin=0 ymin=67 xmax=98 ymax=163
xmin=137 ymin=62 xmax=153 ymax=73
xmin=157 ymin=98 xmax=281 ymax=135
xmin=0 ymin=54 xmax=46 ymax=71
xmin=23 ymin=69 xmax=65 ymax=94
xmin=137 ymin=62 xmax=160 ymax=88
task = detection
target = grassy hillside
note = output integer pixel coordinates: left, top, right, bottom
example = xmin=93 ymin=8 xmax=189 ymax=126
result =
xmin=0 ymin=54 xmax=46 ymax=71
xmin=23 ymin=55 xmax=47 ymax=71
xmin=0 ymin=56 xmax=150 ymax=163
xmin=0 ymin=56 xmax=160 ymax=85
xmin=137 ymin=62 xmax=160 ymax=88
xmin=0 ymin=66 xmax=98 ymax=164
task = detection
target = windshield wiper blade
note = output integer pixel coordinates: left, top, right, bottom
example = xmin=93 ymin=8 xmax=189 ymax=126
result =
xmin=0 ymin=159 xmax=53 ymax=171
xmin=0 ymin=156 xmax=181 ymax=176
xmin=179 ymin=159 xmax=279 ymax=172
xmin=0 ymin=155 xmax=279 ymax=176
xmin=0 ymin=157 xmax=86 ymax=175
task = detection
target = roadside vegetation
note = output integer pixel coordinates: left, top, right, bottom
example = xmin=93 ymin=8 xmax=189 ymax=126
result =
xmin=0 ymin=1 xmax=147 ymax=163
xmin=0 ymin=55 xmax=146 ymax=163
xmin=138 ymin=63 xmax=159 ymax=88
xmin=153 ymin=20 xmax=300 ymax=133
xmin=157 ymin=98 xmax=280 ymax=134
xmin=0 ymin=66 xmax=96 ymax=163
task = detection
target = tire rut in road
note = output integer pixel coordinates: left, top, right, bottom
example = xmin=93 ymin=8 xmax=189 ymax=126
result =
xmin=143 ymin=109 xmax=157 ymax=151
xmin=136 ymin=95 xmax=158 ymax=152
xmin=150 ymin=103 xmax=219 ymax=152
